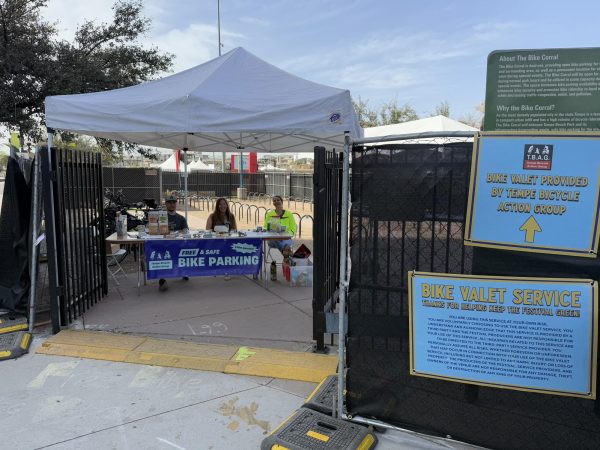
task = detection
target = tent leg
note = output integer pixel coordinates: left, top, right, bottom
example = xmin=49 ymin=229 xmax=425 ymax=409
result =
xmin=337 ymin=132 xmax=351 ymax=419
xmin=183 ymin=148 xmax=188 ymax=223
xmin=28 ymin=149 xmax=42 ymax=332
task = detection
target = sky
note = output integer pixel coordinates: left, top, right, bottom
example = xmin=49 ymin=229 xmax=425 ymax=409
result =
xmin=39 ymin=0 xmax=600 ymax=123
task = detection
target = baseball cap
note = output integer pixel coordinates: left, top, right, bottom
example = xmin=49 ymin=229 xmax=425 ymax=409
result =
xmin=165 ymin=194 xmax=178 ymax=202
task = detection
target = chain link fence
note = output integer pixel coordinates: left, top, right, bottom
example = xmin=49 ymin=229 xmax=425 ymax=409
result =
xmin=102 ymin=168 xmax=313 ymax=204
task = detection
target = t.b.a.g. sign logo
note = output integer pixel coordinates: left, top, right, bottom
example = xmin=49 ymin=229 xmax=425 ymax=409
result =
xmin=523 ymin=144 xmax=553 ymax=170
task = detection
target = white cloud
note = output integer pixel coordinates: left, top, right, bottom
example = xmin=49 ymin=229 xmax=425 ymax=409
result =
xmin=239 ymin=16 xmax=270 ymax=27
xmin=472 ymin=21 xmax=522 ymax=41
xmin=42 ymin=0 xmax=117 ymax=40
xmin=148 ymin=24 xmax=245 ymax=72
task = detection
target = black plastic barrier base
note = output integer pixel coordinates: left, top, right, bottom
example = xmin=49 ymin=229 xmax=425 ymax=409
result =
xmin=0 ymin=331 xmax=32 ymax=361
xmin=303 ymin=375 xmax=337 ymax=415
xmin=261 ymin=407 xmax=376 ymax=450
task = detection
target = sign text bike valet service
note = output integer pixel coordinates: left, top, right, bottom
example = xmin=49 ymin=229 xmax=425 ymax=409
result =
xmin=408 ymin=271 xmax=598 ymax=399
xmin=145 ymin=238 xmax=263 ymax=279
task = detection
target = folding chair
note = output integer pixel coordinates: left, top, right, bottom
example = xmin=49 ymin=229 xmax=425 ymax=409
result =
xmin=107 ymin=248 xmax=128 ymax=285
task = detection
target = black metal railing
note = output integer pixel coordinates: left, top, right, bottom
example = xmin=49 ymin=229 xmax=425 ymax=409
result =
xmin=42 ymin=147 xmax=106 ymax=332
xmin=312 ymin=147 xmax=342 ymax=350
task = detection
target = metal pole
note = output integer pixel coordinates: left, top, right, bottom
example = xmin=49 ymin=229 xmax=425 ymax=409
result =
xmin=239 ymin=150 xmax=243 ymax=188
xmin=44 ymin=130 xmax=61 ymax=333
xmin=159 ymin=167 xmax=163 ymax=204
xmin=337 ymin=132 xmax=351 ymax=418
xmin=183 ymin=148 xmax=189 ymax=223
xmin=28 ymin=150 xmax=41 ymax=332
xmin=217 ymin=0 xmax=222 ymax=56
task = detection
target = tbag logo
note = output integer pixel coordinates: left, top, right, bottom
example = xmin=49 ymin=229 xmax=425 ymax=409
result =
xmin=329 ymin=112 xmax=342 ymax=123
xmin=523 ymin=144 xmax=553 ymax=170
xmin=149 ymin=250 xmax=171 ymax=260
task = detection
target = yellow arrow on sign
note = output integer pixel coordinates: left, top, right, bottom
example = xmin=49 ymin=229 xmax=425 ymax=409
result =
xmin=519 ymin=216 xmax=542 ymax=243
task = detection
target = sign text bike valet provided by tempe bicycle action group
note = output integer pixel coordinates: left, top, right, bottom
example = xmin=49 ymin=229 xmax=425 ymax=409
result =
xmin=145 ymin=238 xmax=263 ymax=279
xmin=464 ymin=132 xmax=600 ymax=257
xmin=408 ymin=271 xmax=598 ymax=398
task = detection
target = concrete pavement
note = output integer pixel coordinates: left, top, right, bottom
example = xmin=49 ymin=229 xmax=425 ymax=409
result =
xmin=0 ymin=251 xmax=486 ymax=449
xmin=0 ymin=334 xmax=484 ymax=450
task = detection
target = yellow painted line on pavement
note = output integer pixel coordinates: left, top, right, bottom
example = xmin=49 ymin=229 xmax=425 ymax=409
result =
xmin=36 ymin=330 xmax=337 ymax=383
xmin=0 ymin=323 xmax=29 ymax=334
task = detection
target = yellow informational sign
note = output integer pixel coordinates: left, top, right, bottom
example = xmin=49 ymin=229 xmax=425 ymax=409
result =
xmin=408 ymin=271 xmax=598 ymax=399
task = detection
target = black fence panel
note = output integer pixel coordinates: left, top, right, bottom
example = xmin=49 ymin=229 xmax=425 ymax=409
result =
xmin=290 ymin=173 xmax=313 ymax=200
xmin=102 ymin=167 xmax=312 ymax=203
xmin=264 ymin=172 xmax=290 ymax=198
xmin=43 ymin=147 xmax=106 ymax=331
xmin=102 ymin=167 xmax=161 ymax=205
xmin=162 ymin=170 xmax=266 ymax=199
xmin=312 ymin=147 xmax=342 ymax=350
xmin=346 ymin=142 xmax=600 ymax=449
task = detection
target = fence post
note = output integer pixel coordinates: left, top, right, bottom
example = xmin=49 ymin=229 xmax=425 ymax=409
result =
xmin=312 ymin=146 xmax=327 ymax=352
xmin=40 ymin=137 xmax=62 ymax=334
xmin=337 ymin=133 xmax=351 ymax=419
xmin=159 ymin=168 xmax=163 ymax=203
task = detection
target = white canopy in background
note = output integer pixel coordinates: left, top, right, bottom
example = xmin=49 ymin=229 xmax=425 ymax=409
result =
xmin=259 ymin=163 xmax=285 ymax=171
xmin=45 ymin=47 xmax=361 ymax=153
xmin=157 ymin=153 xmax=184 ymax=172
xmin=188 ymin=159 xmax=213 ymax=171
xmin=364 ymin=115 xmax=477 ymax=145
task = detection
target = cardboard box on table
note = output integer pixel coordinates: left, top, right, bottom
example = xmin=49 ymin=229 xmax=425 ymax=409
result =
xmin=148 ymin=210 xmax=168 ymax=235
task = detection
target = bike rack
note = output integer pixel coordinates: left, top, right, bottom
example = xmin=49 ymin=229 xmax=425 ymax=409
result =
xmin=247 ymin=204 xmax=258 ymax=224
xmin=298 ymin=214 xmax=314 ymax=238
xmin=255 ymin=206 xmax=268 ymax=224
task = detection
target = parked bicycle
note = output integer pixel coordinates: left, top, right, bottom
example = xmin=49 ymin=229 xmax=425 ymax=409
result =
xmin=103 ymin=189 xmax=147 ymax=237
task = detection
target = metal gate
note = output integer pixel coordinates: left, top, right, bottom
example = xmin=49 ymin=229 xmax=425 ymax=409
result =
xmin=346 ymin=141 xmax=474 ymax=414
xmin=345 ymin=137 xmax=600 ymax=449
xmin=312 ymin=147 xmax=342 ymax=350
xmin=41 ymin=147 xmax=107 ymax=333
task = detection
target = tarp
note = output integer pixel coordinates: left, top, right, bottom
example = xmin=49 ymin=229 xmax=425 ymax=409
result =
xmin=0 ymin=156 xmax=32 ymax=312
xmin=45 ymin=47 xmax=361 ymax=153
xmin=364 ymin=115 xmax=477 ymax=145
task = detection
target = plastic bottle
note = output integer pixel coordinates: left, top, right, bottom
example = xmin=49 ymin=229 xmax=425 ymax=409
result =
xmin=116 ymin=211 xmax=126 ymax=238
xmin=270 ymin=261 xmax=277 ymax=281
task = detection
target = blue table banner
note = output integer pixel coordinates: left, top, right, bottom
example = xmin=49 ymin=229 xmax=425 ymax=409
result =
xmin=409 ymin=271 xmax=598 ymax=399
xmin=145 ymin=238 xmax=263 ymax=279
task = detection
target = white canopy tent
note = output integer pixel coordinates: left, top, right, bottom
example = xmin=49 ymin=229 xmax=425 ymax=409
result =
xmin=158 ymin=153 xmax=185 ymax=172
xmin=45 ymin=47 xmax=361 ymax=153
xmin=188 ymin=159 xmax=213 ymax=171
xmin=259 ymin=163 xmax=285 ymax=171
xmin=364 ymin=115 xmax=477 ymax=145
xmin=44 ymin=47 xmax=361 ymax=419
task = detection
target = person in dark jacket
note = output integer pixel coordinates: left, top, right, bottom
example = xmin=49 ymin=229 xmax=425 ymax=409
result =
xmin=159 ymin=194 xmax=189 ymax=291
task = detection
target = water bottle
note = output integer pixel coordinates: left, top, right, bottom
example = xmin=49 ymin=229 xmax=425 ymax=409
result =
xmin=116 ymin=212 xmax=126 ymax=238
xmin=270 ymin=261 xmax=277 ymax=281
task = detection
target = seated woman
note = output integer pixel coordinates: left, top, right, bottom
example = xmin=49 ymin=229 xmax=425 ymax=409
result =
xmin=264 ymin=195 xmax=296 ymax=258
xmin=206 ymin=198 xmax=238 ymax=232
